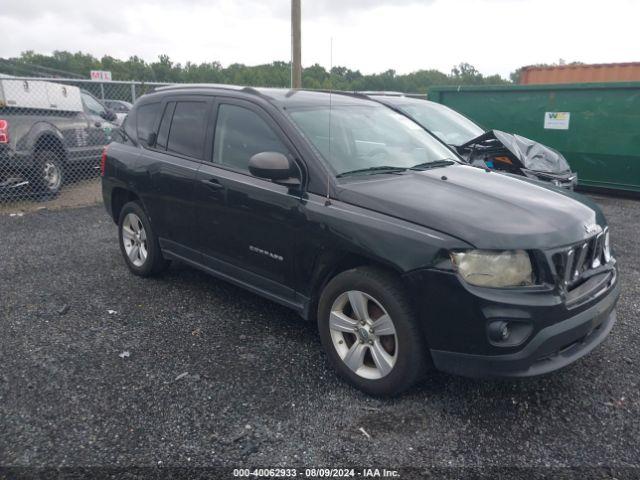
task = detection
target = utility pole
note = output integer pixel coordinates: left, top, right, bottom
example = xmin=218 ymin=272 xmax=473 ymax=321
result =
xmin=291 ymin=0 xmax=302 ymax=89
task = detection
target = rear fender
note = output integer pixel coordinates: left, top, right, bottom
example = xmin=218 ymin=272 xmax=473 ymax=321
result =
xmin=24 ymin=122 xmax=65 ymax=154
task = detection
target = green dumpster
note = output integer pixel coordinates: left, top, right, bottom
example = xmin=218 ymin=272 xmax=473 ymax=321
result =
xmin=428 ymin=82 xmax=640 ymax=193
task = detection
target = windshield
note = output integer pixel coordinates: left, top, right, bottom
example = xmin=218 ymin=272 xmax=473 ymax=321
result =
xmin=287 ymin=105 xmax=457 ymax=176
xmin=398 ymin=101 xmax=485 ymax=146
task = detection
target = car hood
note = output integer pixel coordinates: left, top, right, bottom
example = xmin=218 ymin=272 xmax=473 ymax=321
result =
xmin=461 ymin=130 xmax=572 ymax=174
xmin=337 ymin=164 xmax=605 ymax=250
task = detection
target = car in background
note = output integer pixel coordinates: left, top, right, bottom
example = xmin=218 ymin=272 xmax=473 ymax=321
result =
xmin=366 ymin=93 xmax=578 ymax=189
xmin=104 ymin=99 xmax=132 ymax=126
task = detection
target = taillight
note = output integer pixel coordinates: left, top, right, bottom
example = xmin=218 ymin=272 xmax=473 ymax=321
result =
xmin=0 ymin=119 xmax=8 ymax=144
xmin=100 ymin=147 xmax=108 ymax=176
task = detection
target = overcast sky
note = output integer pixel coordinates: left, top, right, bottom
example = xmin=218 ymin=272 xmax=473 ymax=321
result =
xmin=2 ymin=0 xmax=639 ymax=78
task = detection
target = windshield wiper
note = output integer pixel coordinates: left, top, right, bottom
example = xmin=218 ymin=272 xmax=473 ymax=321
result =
xmin=409 ymin=159 xmax=456 ymax=171
xmin=336 ymin=166 xmax=408 ymax=178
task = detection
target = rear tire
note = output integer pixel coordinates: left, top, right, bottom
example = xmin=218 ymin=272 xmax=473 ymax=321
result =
xmin=32 ymin=149 xmax=64 ymax=196
xmin=317 ymin=266 xmax=428 ymax=396
xmin=118 ymin=201 xmax=170 ymax=277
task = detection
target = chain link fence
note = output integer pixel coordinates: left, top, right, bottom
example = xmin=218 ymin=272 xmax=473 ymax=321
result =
xmin=0 ymin=76 xmax=171 ymax=207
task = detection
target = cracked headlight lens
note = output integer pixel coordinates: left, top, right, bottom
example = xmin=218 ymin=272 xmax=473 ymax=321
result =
xmin=451 ymin=250 xmax=534 ymax=288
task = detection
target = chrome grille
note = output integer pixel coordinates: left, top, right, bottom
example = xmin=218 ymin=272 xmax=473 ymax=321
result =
xmin=553 ymin=229 xmax=609 ymax=290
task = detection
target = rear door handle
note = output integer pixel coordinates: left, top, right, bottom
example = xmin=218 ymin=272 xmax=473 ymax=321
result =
xmin=201 ymin=178 xmax=224 ymax=191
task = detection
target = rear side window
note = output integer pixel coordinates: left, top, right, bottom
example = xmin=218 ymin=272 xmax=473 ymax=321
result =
xmin=137 ymin=103 xmax=161 ymax=147
xmin=166 ymin=101 xmax=208 ymax=159
xmin=213 ymin=104 xmax=288 ymax=172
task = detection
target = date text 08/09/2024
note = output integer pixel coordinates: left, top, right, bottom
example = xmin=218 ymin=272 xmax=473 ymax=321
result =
xmin=233 ymin=468 xmax=400 ymax=478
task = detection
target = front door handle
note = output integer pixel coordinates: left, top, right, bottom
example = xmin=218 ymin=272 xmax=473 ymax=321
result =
xmin=201 ymin=178 xmax=224 ymax=191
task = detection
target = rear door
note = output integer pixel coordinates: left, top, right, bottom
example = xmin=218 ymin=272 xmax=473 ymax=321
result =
xmin=138 ymin=96 xmax=214 ymax=258
xmin=194 ymin=98 xmax=306 ymax=301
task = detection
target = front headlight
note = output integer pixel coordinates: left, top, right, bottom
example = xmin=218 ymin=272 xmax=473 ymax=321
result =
xmin=450 ymin=250 xmax=534 ymax=288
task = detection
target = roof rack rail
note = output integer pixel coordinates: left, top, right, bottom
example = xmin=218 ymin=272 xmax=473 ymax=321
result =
xmin=308 ymin=89 xmax=371 ymax=100
xmin=358 ymin=91 xmax=406 ymax=97
xmin=357 ymin=91 xmax=428 ymax=99
xmin=153 ymin=83 xmax=265 ymax=97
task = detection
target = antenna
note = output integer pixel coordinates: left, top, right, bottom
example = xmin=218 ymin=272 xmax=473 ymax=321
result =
xmin=325 ymin=37 xmax=333 ymax=207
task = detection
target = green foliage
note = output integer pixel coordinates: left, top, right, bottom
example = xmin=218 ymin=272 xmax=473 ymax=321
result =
xmin=1 ymin=51 xmax=510 ymax=92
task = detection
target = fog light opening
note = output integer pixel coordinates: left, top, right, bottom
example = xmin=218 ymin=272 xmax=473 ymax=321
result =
xmin=489 ymin=321 xmax=511 ymax=342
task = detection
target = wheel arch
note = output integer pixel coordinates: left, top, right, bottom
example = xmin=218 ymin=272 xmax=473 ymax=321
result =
xmin=304 ymin=249 xmax=410 ymax=323
xmin=110 ymin=187 xmax=142 ymax=224
xmin=33 ymin=131 xmax=67 ymax=160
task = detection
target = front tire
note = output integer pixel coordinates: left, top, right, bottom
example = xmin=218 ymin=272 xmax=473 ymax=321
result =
xmin=118 ymin=201 xmax=170 ymax=277
xmin=317 ymin=267 xmax=428 ymax=396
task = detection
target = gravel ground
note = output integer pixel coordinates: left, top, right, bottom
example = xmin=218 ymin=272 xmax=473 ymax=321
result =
xmin=0 ymin=194 xmax=638 ymax=472
xmin=0 ymin=178 xmax=101 ymax=216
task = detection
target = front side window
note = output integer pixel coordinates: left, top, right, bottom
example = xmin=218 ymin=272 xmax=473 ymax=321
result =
xmin=166 ymin=101 xmax=208 ymax=159
xmin=288 ymin=104 xmax=456 ymax=176
xmin=213 ymin=104 xmax=289 ymax=172
xmin=136 ymin=102 xmax=161 ymax=147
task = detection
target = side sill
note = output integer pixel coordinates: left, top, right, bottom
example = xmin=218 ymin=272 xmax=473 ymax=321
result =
xmin=161 ymin=248 xmax=309 ymax=319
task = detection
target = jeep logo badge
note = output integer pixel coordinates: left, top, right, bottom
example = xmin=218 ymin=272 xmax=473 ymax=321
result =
xmin=584 ymin=224 xmax=599 ymax=235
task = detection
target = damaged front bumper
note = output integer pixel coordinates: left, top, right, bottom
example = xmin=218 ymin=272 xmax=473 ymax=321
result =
xmin=430 ymin=280 xmax=619 ymax=378
xmin=404 ymin=254 xmax=619 ymax=379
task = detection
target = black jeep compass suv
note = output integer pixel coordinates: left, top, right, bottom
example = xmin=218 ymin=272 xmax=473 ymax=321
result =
xmin=101 ymin=85 xmax=620 ymax=396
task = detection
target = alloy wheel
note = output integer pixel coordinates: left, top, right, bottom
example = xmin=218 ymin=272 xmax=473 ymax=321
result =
xmin=329 ymin=290 xmax=398 ymax=380
xmin=122 ymin=213 xmax=148 ymax=267
xmin=43 ymin=161 xmax=62 ymax=192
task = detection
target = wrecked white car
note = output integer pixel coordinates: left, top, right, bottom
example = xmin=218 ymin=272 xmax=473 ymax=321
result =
xmin=368 ymin=94 xmax=578 ymax=189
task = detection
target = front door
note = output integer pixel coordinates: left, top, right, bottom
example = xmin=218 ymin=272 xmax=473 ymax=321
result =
xmin=194 ymin=99 xmax=306 ymax=302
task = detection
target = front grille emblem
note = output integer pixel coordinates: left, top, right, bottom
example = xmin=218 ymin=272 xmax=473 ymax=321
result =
xmin=584 ymin=224 xmax=599 ymax=236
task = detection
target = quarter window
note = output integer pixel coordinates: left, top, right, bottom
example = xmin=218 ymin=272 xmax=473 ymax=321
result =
xmin=136 ymin=102 xmax=161 ymax=147
xmin=166 ymin=101 xmax=208 ymax=159
xmin=213 ymin=104 xmax=289 ymax=172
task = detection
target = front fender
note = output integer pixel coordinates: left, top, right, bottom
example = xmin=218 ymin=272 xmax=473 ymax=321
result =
xmin=297 ymin=193 xmax=472 ymax=299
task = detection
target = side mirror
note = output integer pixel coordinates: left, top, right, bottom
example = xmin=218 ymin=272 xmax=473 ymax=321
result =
xmin=102 ymin=109 xmax=118 ymax=122
xmin=146 ymin=132 xmax=157 ymax=147
xmin=249 ymin=152 xmax=300 ymax=185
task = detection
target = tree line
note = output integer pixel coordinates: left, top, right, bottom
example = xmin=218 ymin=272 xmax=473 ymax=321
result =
xmin=0 ymin=51 xmax=516 ymax=93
